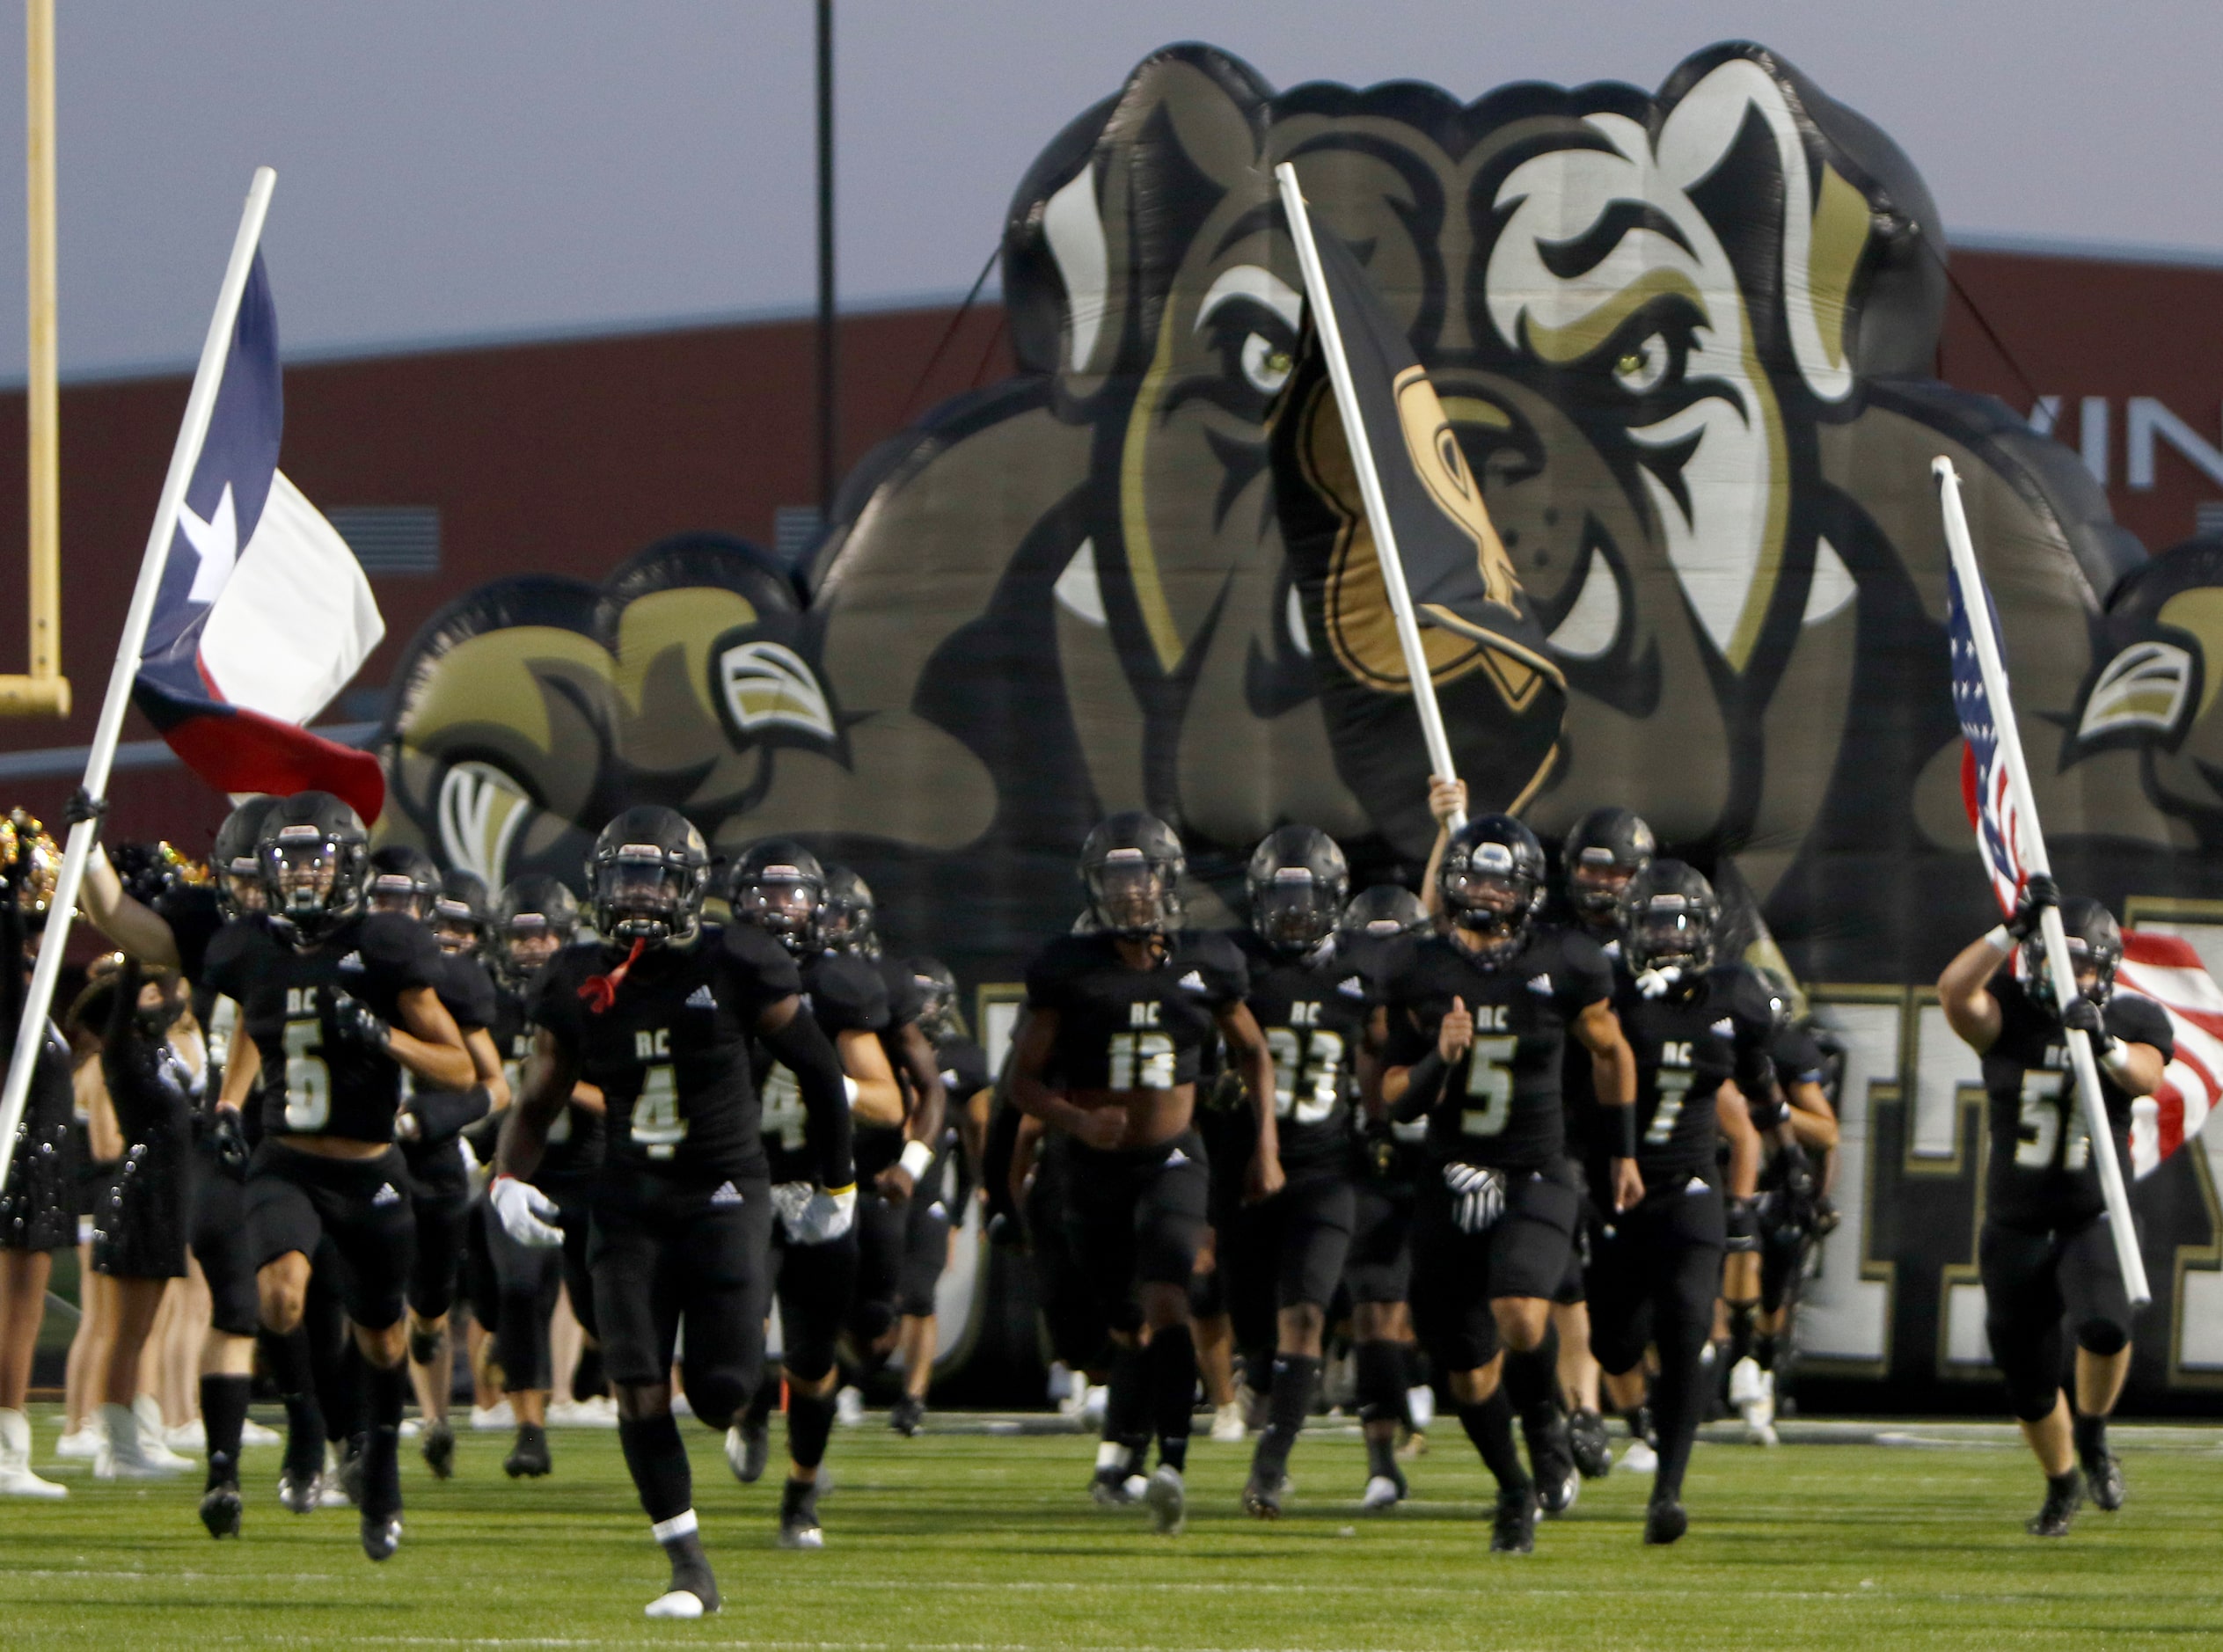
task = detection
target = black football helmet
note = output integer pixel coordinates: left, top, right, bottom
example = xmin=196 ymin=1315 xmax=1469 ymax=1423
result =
xmin=727 ymin=837 xmax=827 ymax=954
xmin=1079 ymin=811 xmax=1184 ymax=939
xmin=259 ymin=792 xmax=369 ymax=946
xmin=1620 ymin=859 xmax=1721 ymax=976
xmin=365 ymin=844 xmax=440 ymax=922
xmin=908 ymin=955 xmax=964 ymax=1042
xmin=431 ymin=869 xmax=491 ymax=955
xmin=1437 ymin=814 xmax=1547 ymax=941
xmin=1562 ymin=808 xmax=1656 ymax=926
xmin=820 ymin=865 xmax=878 ymax=956
xmin=211 ymin=795 xmax=277 ymax=917
xmin=493 ymin=873 xmax=581 ymax=985
xmin=1247 ymin=825 xmax=1349 ymax=955
xmin=1339 ymin=883 xmax=1429 ymax=944
xmin=2024 ymin=895 xmax=2124 ymax=1009
xmin=588 ymin=807 xmax=709 ymax=947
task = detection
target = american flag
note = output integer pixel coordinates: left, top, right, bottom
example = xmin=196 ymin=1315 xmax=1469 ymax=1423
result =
xmin=2116 ymin=932 xmax=2223 ymax=1178
xmin=1946 ymin=559 xmax=2028 ymax=917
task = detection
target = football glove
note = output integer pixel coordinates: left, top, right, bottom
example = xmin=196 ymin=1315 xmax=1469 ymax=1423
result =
xmin=1634 ymin=964 xmax=1684 ymax=1000
xmin=489 ymin=1174 xmax=564 ymax=1248
xmin=1725 ymin=1195 xmax=1760 ymax=1253
xmin=2007 ymin=873 xmax=2059 ymax=941
xmin=325 ymin=990 xmax=391 ymax=1051
xmin=208 ymin=1107 xmax=250 ymax=1181
xmin=1443 ymin=1162 xmax=1506 ymax=1236
xmin=2059 ymin=996 xmax=2104 ymax=1037
xmin=792 ymin=1183 xmax=858 ymax=1245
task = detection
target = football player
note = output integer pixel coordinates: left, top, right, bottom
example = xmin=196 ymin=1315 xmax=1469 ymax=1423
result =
xmin=495 ymin=808 xmax=855 ymax=1616
xmin=201 ymin=792 xmax=477 ymax=1561
xmin=1381 ymin=815 xmax=1637 ymax=1553
xmin=1009 ymin=812 xmax=1282 ymax=1536
xmin=1225 ymin=827 xmax=1366 ymax=1518
xmin=1586 ymin=861 xmax=1796 ymax=1543
xmin=1935 ymin=879 xmax=2168 ymax=1536
xmin=720 ymin=841 xmax=905 ymax=1547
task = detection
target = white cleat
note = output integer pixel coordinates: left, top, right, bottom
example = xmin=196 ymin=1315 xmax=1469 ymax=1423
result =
xmin=835 ymin=1385 xmax=866 ymax=1427
xmin=1144 ymin=1466 xmax=1186 ymax=1536
xmin=1620 ymin=1439 xmax=1658 ymax=1473
xmin=239 ymin=1418 xmax=282 ymax=1447
xmin=1361 ymin=1473 xmax=1406 ymax=1511
xmin=1741 ymin=1368 xmax=1780 ymax=1446
xmin=1080 ymin=1385 xmax=1109 ymax=1425
xmin=1728 ymin=1356 xmax=1763 ymax=1409
xmin=1210 ymin=1401 xmax=1247 ymax=1443
xmin=645 ymin=1590 xmax=708 ymax=1619
xmin=1406 ymin=1384 xmax=1437 ymax=1432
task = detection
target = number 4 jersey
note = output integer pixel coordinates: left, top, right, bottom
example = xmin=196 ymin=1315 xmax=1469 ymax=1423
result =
xmin=1024 ymin=931 xmax=1247 ymax=1091
xmin=1382 ymin=926 xmax=1613 ymax=1174
xmin=201 ymin=910 xmax=447 ymax=1144
xmin=1981 ymin=971 xmax=2172 ymax=1231
xmin=1232 ymin=930 xmax=1370 ymax=1174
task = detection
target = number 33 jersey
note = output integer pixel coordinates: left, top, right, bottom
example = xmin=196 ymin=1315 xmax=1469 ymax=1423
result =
xmin=1381 ymin=926 xmax=1612 ymax=1174
xmin=531 ymin=923 xmax=801 ymax=1181
xmin=201 ymin=910 xmax=446 ymax=1144
xmin=1607 ymin=967 xmax=1780 ymax=1191
xmin=1232 ymin=931 xmax=1371 ymax=1173
xmin=1981 ymin=971 xmax=2172 ymax=1231
xmin=1024 ymin=932 xmax=1247 ymax=1091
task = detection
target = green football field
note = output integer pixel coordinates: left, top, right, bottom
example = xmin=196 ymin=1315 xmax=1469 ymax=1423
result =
xmin=5 ymin=1407 xmax=2219 ymax=1649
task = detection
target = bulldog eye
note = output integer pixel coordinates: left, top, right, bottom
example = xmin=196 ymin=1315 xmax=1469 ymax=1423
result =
xmin=1613 ymin=333 xmax=1671 ymax=395
xmin=1241 ymin=333 xmax=1294 ymax=396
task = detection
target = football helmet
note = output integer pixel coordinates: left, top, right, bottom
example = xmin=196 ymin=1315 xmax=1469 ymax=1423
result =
xmin=365 ymin=845 xmax=440 ymax=922
xmin=211 ymin=796 xmax=277 ymax=917
xmin=908 ymin=955 xmax=965 ymax=1042
xmin=1339 ymin=884 xmax=1429 ymax=943
xmin=492 ymin=874 xmax=581 ymax=984
xmin=1620 ymin=859 xmax=1721 ymax=977
xmin=2024 ymin=896 xmax=2123 ymax=1009
xmin=258 ymin=792 xmax=369 ymax=946
xmin=820 ymin=865 xmax=878 ymax=956
xmin=1562 ymin=808 xmax=1656 ymax=925
xmin=431 ymin=869 xmax=491 ymax=955
xmin=1437 ymin=815 xmax=1547 ymax=941
xmin=587 ymin=807 xmax=710 ymax=946
xmin=1247 ymin=825 xmax=1349 ymax=954
xmin=727 ymin=838 xmax=827 ymax=954
xmin=1079 ymin=811 xmax=1184 ymax=939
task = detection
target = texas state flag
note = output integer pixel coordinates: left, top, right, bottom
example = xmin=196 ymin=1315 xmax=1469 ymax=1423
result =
xmin=129 ymin=252 xmax=385 ymax=821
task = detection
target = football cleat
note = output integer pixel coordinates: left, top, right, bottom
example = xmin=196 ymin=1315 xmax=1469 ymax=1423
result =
xmin=834 ymin=1385 xmax=866 ymax=1428
xmin=1569 ymin=1407 xmax=1612 ymax=1480
xmin=504 ymin=1422 xmax=552 ymax=1479
xmin=1644 ymin=1498 xmax=1689 ymax=1546
xmin=420 ymin=1418 xmax=456 ymax=1479
xmin=1361 ymin=1469 xmax=1408 ymax=1511
xmin=2082 ymin=1450 xmax=2125 ymax=1512
xmin=276 ymin=1466 xmax=325 ymax=1514
xmin=1240 ymin=1473 xmax=1283 ymax=1520
xmin=199 ymin=1481 xmax=244 ymax=1539
xmin=1620 ymin=1438 xmax=1658 ymax=1474
xmin=2027 ymin=1469 xmax=2086 ymax=1538
xmin=1490 ymin=1485 xmax=1539 ymax=1553
xmin=1210 ymin=1401 xmax=1247 ymax=1443
xmin=779 ymin=1480 xmax=825 ymax=1550
xmin=888 ymin=1396 xmax=925 ymax=1437
xmin=1524 ymin=1408 xmax=1579 ymax=1517
xmin=1089 ymin=1466 xmax=1139 ymax=1506
xmin=644 ymin=1589 xmax=712 ymax=1619
xmin=725 ymin=1422 xmax=769 ymax=1485
xmin=337 ymin=1436 xmax=367 ymax=1506
xmin=1144 ymin=1466 xmax=1186 ymax=1536
xmin=361 ymin=1510 xmax=402 ymax=1561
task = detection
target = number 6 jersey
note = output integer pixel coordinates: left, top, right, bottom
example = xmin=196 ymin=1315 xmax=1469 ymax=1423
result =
xmin=1382 ymin=925 xmax=1613 ymax=1174
xmin=1024 ymin=931 xmax=1248 ymax=1092
xmin=1981 ymin=970 xmax=2172 ymax=1231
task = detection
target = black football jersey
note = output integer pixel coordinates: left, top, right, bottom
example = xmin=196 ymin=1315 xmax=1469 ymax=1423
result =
xmin=531 ymin=923 xmax=799 ymax=1181
xmin=936 ymin=1036 xmax=991 ymax=1108
xmin=1772 ymin=1020 xmax=1828 ymax=1091
xmin=1382 ymin=925 xmax=1613 ymax=1173
xmin=201 ymin=910 xmax=447 ymax=1145
xmin=1606 ymin=967 xmax=1779 ymax=1188
xmin=1233 ymin=931 xmax=1370 ymax=1174
xmin=1560 ymin=942 xmax=1634 ymax=1159
xmin=489 ymin=975 xmax=602 ymax=1189
xmin=1024 ymin=931 xmax=1247 ymax=1091
xmin=1981 ymin=974 xmax=2173 ymax=1230
xmin=757 ymin=949 xmax=889 ymax=1184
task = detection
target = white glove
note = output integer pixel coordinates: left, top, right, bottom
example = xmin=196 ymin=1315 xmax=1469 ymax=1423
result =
xmin=1443 ymin=1161 xmax=1507 ymax=1236
xmin=457 ymin=1132 xmax=490 ymax=1196
xmin=1634 ymin=964 xmax=1683 ymax=1000
xmin=790 ymin=1183 xmax=858 ymax=1245
xmin=490 ymin=1174 xmax=564 ymax=1248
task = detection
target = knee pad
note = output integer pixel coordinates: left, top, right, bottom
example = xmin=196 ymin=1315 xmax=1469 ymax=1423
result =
xmin=1987 ymin=1318 xmax=2060 ymax=1423
xmin=2075 ymin=1318 xmax=2130 ymax=1358
xmin=681 ymin=1364 xmax=757 ymax=1432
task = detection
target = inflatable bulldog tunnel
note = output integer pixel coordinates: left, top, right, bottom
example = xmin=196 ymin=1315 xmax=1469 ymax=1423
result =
xmin=378 ymin=41 xmax=2223 ymax=1408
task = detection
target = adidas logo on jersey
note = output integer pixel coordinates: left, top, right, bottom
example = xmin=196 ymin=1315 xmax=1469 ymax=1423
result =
xmin=1178 ymin=970 xmax=1207 ymax=992
xmin=709 ymin=1181 xmax=745 ymax=1207
xmin=685 ymin=984 xmax=716 ymax=1010
xmin=1165 ymin=1147 xmax=1191 ymax=1166
xmin=1686 ymin=1176 xmax=1708 ymax=1195
xmin=1338 ymin=976 xmax=1365 ymax=998
xmin=1527 ymin=974 xmax=1553 ymax=995
xmin=940 ymin=1069 xmax=960 ymax=1088
xmin=339 ymin=952 xmax=365 ymax=973
xmin=371 ymin=1183 xmax=401 ymax=1207
xmin=1711 ymin=1018 xmax=1734 ymax=1036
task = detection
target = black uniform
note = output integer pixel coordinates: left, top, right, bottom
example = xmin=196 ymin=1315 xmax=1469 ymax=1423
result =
xmin=1223 ymin=932 xmax=1366 ymax=1349
xmin=530 ymin=923 xmax=805 ymax=1419
xmin=1976 ymin=974 xmax=2171 ymax=1422
xmin=90 ymin=963 xmax=200 ymax=1282
xmin=754 ymin=948 xmax=886 ymax=1384
xmin=0 ymin=903 xmax=76 ymax=1254
xmin=1383 ymin=926 xmax=1611 ymax=1371
xmin=1760 ymin=1019 xmax=1831 ymax=1313
xmin=403 ymin=951 xmax=499 ymax=1325
xmin=900 ymin=1034 xmax=987 ymax=1322
xmin=1023 ymin=931 xmax=1245 ymax=1331
xmin=850 ymin=954 xmax=921 ymax=1349
xmin=201 ymin=910 xmax=446 ymax=1328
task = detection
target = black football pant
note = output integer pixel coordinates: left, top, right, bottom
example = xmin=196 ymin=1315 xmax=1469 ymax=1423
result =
xmin=1410 ymin=1164 xmax=1580 ymax=1373
xmin=899 ymin=1149 xmax=954 ymax=1319
xmin=847 ymin=1190 xmax=906 ymax=1356
xmin=245 ymin=1142 xmax=416 ymax=1330
xmin=769 ymin=1219 xmax=860 ymax=1386
xmin=1027 ymin=1138 xmax=1111 ymax=1371
xmin=1585 ymin=1176 xmax=1726 ymax=1504
xmin=188 ymin=1133 xmax=260 ymax=1338
xmin=1980 ymin=1215 xmax=2138 ymax=1422
xmin=589 ymin=1167 xmax=772 ymax=1428
xmin=487 ymin=1189 xmax=596 ymax=1393
xmin=1061 ymin=1129 xmax=1210 ymax=1335
xmin=1225 ymin=1169 xmax=1355 ymax=1363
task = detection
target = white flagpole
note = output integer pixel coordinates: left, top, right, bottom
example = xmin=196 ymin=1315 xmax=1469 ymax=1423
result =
xmin=1934 ymin=457 xmax=2149 ymax=1306
xmin=0 ymin=167 xmax=275 ymax=1191
xmin=1276 ymin=162 xmax=1465 ymax=832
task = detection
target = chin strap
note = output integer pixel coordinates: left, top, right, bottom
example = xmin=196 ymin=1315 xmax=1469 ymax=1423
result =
xmin=579 ymin=938 xmax=647 ymax=1015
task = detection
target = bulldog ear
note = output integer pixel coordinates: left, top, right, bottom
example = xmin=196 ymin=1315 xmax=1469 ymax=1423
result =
xmin=1002 ymin=44 xmax=1273 ymax=391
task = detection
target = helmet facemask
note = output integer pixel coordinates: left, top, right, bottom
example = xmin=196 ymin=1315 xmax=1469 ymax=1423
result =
xmin=367 ymin=873 xmax=433 ymax=922
xmin=594 ymin=849 xmax=699 ymax=947
xmin=1253 ymin=866 xmax=1338 ymax=954
xmin=1441 ymin=838 xmax=1536 ymax=947
xmin=1086 ymin=848 xmax=1179 ymax=939
xmin=261 ymin=826 xmax=360 ymax=945
xmin=1569 ymin=848 xmax=1637 ymax=924
xmin=1628 ymin=900 xmax=1712 ymax=976
xmin=731 ymin=866 xmax=823 ymax=954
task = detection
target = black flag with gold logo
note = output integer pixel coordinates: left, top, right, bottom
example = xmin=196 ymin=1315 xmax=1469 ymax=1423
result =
xmin=1272 ymin=208 xmax=1566 ymax=844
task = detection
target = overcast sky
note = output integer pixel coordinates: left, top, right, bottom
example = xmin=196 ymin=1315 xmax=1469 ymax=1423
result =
xmin=3 ymin=0 xmax=2219 ymax=381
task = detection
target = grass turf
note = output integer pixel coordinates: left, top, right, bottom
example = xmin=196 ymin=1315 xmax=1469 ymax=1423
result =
xmin=4 ymin=1406 xmax=2220 ymax=1649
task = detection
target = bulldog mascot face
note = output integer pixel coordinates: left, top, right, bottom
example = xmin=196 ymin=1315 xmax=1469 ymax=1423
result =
xmin=379 ymin=40 xmax=2217 ymax=980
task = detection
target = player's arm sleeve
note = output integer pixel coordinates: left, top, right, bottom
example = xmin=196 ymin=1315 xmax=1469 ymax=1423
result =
xmin=819 ymin=958 xmax=891 ymax=1034
xmin=409 ymin=1083 xmax=492 ymax=1144
xmin=1200 ymin=933 xmax=1250 ymax=1007
xmin=758 ymin=998 xmax=855 ymax=1190
xmin=1562 ymin=933 xmax=1615 ymax=1013
xmin=2110 ymin=995 xmax=2175 ymax=1064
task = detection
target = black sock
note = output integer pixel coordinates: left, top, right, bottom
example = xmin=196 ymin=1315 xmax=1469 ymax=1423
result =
xmin=654 ymin=1514 xmax=719 ymax=1612
xmin=1502 ymin=1331 xmax=1558 ymax=1417
xmin=362 ymin=1358 xmax=407 ymax=1520
xmin=1725 ymin=1304 xmax=1756 ymax=1371
xmin=786 ymin=1386 xmax=837 ymax=1472
xmin=1459 ymin=1393 xmax=1531 ymax=1493
xmin=200 ymin=1372 xmax=252 ymax=1490
xmin=260 ymin=1327 xmax=325 ymax=1478
xmin=2049 ymin=1466 xmax=2083 ymax=1497
xmin=1250 ymin=1354 xmax=1320 ymax=1485
xmin=325 ymin=1339 xmax=367 ymax=1450
xmin=1144 ymin=1324 xmax=1196 ymax=1474
xmin=1625 ymin=1402 xmax=1657 ymax=1448
xmin=1355 ymin=1339 xmax=1407 ymax=1427
xmin=2072 ymin=1412 xmax=2109 ymax=1461
xmin=1101 ymin=1341 xmax=1148 ymax=1466
xmin=618 ymin=1412 xmax=694 ymax=1525
xmin=1754 ymin=1332 xmax=1778 ymax=1373
xmin=1365 ymin=1430 xmax=1400 ymax=1480
xmin=573 ymin=1344 xmax=606 ymax=1403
